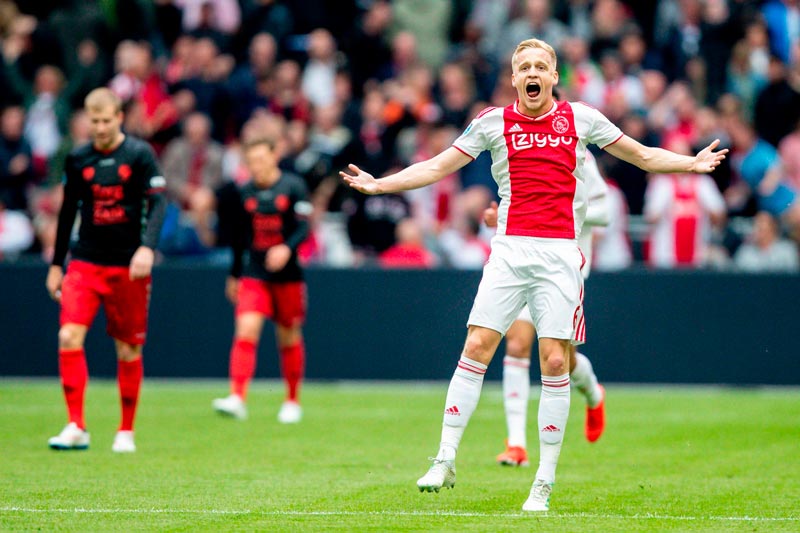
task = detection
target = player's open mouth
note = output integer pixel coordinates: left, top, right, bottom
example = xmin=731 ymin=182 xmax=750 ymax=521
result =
xmin=526 ymin=82 xmax=541 ymax=98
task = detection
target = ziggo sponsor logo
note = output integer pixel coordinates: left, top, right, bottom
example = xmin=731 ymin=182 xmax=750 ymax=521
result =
xmin=511 ymin=132 xmax=574 ymax=150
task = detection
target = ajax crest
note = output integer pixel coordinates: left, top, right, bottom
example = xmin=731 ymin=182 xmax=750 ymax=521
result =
xmin=552 ymin=115 xmax=569 ymax=134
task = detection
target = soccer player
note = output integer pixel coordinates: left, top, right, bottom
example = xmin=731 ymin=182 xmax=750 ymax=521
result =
xmin=491 ymin=151 xmax=610 ymax=469
xmin=212 ymin=137 xmax=312 ymax=423
xmin=341 ymin=38 xmax=727 ymax=511
xmin=45 ymin=88 xmax=167 ymax=453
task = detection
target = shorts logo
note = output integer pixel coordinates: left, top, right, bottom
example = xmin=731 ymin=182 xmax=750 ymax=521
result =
xmin=511 ymin=132 xmax=574 ymax=151
xmin=552 ymin=115 xmax=569 ymax=134
xmin=118 ymin=164 xmax=132 ymax=182
xmin=82 ymin=167 xmax=95 ymax=181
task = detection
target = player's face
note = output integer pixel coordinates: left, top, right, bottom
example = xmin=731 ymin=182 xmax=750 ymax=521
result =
xmin=88 ymin=105 xmax=123 ymax=151
xmin=511 ymin=47 xmax=558 ymax=117
xmin=245 ymin=143 xmax=279 ymax=187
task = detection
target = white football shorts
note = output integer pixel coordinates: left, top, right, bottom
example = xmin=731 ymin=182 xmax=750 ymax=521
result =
xmin=467 ymin=235 xmax=586 ymax=344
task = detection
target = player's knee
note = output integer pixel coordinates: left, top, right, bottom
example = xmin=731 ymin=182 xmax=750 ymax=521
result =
xmin=57 ymin=326 xmax=83 ymax=349
xmin=462 ymin=335 xmax=493 ymax=364
xmin=116 ymin=343 xmax=142 ymax=362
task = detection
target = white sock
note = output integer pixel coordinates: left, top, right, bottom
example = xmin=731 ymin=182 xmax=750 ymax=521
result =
xmin=502 ymin=355 xmax=530 ymax=448
xmin=437 ymin=356 xmax=487 ymax=461
xmin=570 ymin=352 xmax=602 ymax=408
xmin=535 ymin=374 xmax=570 ymax=483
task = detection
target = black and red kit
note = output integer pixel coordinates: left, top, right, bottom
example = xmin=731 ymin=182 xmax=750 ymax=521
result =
xmin=230 ymin=172 xmax=311 ymax=282
xmin=53 ymin=136 xmax=167 ymax=267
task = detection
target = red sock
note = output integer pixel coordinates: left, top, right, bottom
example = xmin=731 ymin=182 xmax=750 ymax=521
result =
xmin=59 ymin=348 xmax=88 ymax=429
xmin=230 ymin=338 xmax=257 ymax=400
xmin=118 ymin=358 xmax=143 ymax=431
xmin=280 ymin=341 xmax=305 ymax=402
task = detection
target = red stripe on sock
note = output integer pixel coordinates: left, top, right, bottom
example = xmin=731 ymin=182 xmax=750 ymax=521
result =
xmin=458 ymin=362 xmax=486 ymax=375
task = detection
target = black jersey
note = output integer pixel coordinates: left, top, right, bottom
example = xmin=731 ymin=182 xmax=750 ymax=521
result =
xmin=52 ymin=136 xmax=168 ymax=267
xmin=231 ymin=172 xmax=311 ymax=282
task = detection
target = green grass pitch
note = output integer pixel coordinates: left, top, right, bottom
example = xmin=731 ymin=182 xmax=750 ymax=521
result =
xmin=1 ymin=380 xmax=798 ymax=532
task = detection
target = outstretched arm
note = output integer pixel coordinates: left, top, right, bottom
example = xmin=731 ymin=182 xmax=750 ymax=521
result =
xmin=340 ymin=147 xmax=473 ymax=195
xmin=604 ymin=136 xmax=728 ymax=174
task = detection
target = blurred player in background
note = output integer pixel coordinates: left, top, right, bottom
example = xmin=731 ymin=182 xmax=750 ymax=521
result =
xmin=45 ymin=87 xmax=167 ymax=453
xmin=488 ymin=151 xmax=609 ymax=469
xmin=341 ymin=38 xmax=727 ymax=511
xmin=212 ymin=136 xmax=312 ymax=423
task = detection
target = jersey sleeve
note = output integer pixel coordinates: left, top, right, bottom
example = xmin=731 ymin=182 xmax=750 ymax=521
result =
xmin=52 ymin=154 xmax=81 ymax=267
xmin=579 ymin=103 xmax=624 ymax=149
xmin=284 ymin=177 xmax=312 ymax=252
xmin=139 ymin=142 xmax=166 ymax=194
xmin=452 ymin=108 xmax=493 ymax=159
xmin=138 ymin=142 xmax=168 ymax=249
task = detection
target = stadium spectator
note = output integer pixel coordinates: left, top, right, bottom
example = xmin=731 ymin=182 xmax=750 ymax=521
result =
xmin=378 ymin=217 xmax=437 ymax=269
xmin=160 ymin=111 xmax=224 ymax=253
xmin=643 ymin=139 xmax=727 ymax=269
xmin=390 ymin=0 xmax=454 ymax=71
xmin=172 ymin=37 xmax=233 ymax=142
xmin=175 ymin=0 xmax=241 ymax=51
xmin=733 ymin=211 xmax=800 ymax=272
xmin=112 ymin=41 xmax=180 ymax=152
xmin=300 ymin=28 xmax=339 ymax=109
xmin=341 ymin=38 xmax=727 ymax=511
xmin=761 ymin=0 xmax=800 ymax=65
xmin=226 ymin=32 xmax=276 ymax=133
xmin=437 ymin=185 xmax=493 ymax=269
xmin=45 ymin=88 xmax=168 ymax=453
xmin=753 ymin=55 xmax=800 ymax=149
xmin=494 ymin=0 xmax=567 ymax=63
xmin=724 ymin=114 xmax=800 ymax=234
xmin=268 ymin=59 xmax=311 ymax=125
xmin=778 ymin=118 xmax=800 ymax=192
xmin=0 ymin=190 xmax=33 ymax=259
xmin=339 ymin=0 xmax=392 ymax=95
xmin=213 ymin=135 xmax=312 ymax=424
xmin=0 ymin=105 xmax=33 ymax=211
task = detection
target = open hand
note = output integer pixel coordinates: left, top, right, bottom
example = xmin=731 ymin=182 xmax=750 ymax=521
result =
xmin=339 ymin=164 xmax=380 ymax=195
xmin=692 ymin=139 xmax=729 ymax=173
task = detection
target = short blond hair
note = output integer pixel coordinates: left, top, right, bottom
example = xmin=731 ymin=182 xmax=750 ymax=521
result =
xmin=511 ymin=38 xmax=557 ymax=71
xmin=84 ymin=87 xmax=122 ymax=114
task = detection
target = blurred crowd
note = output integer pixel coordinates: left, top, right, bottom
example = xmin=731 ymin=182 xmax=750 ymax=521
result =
xmin=0 ymin=0 xmax=799 ymax=273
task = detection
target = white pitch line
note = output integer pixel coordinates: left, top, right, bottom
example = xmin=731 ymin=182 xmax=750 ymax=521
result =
xmin=1 ymin=508 xmax=797 ymax=522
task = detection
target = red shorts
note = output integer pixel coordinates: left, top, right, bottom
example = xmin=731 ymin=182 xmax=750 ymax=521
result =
xmin=60 ymin=260 xmax=152 ymax=345
xmin=236 ymin=277 xmax=306 ymax=327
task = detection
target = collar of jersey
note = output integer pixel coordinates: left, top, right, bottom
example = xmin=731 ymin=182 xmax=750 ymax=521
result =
xmin=512 ymin=100 xmax=557 ymax=121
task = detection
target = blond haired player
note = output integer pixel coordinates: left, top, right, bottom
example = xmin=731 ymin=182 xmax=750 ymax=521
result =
xmin=341 ymin=38 xmax=727 ymax=511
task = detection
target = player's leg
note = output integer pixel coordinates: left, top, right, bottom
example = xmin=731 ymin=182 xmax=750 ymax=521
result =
xmin=275 ymin=324 xmax=304 ymax=423
xmin=522 ymin=242 xmax=583 ymax=511
xmin=105 ymin=270 xmax=151 ymax=452
xmin=49 ymin=261 xmax=101 ymax=450
xmin=569 ymin=345 xmax=605 ymax=442
xmin=214 ymin=277 xmax=269 ymax=419
xmin=271 ymin=281 xmax=307 ymax=424
xmin=417 ymin=325 xmax=501 ymax=492
xmin=497 ymin=315 xmax=535 ymax=467
xmin=214 ymin=311 xmax=265 ymax=419
xmin=112 ymin=340 xmax=143 ymax=453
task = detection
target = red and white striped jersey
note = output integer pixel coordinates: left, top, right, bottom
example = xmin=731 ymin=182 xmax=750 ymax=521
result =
xmin=453 ymin=100 xmax=623 ymax=240
xmin=644 ymin=174 xmax=725 ymax=268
